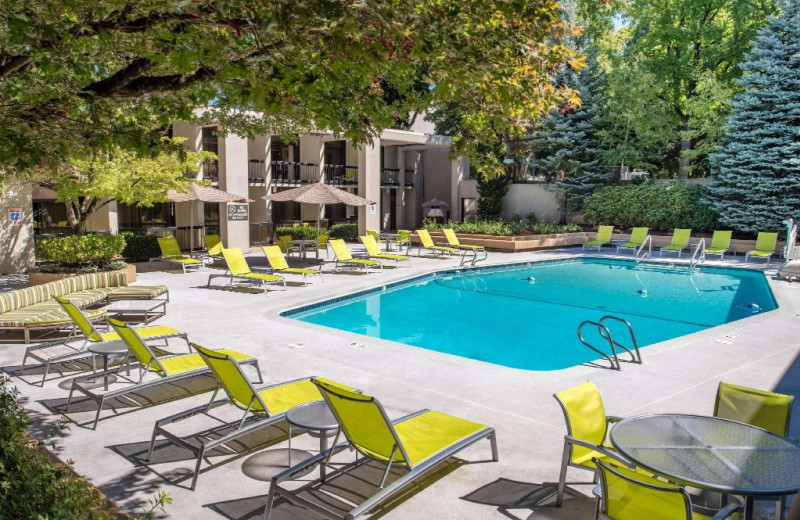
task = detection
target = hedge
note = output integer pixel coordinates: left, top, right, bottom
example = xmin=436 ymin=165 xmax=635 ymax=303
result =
xmin=328 ymin=223 xmax=359 ymax=241
xmin=582 ymin=184 xmax=717 ymax=232
xmin=36 ymin=234 xmax=126 ymax=267
xmin=423 ymin=219 xmax=580 ymax=236
xmin=274 ymin=226 xmax=326 ymax=241
xmin=121 ymin=233 xmax=161 ymax=262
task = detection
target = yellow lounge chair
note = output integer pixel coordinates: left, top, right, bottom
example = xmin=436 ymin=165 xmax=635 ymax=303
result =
xmin=329 ymin=239 xmax=382 ymax=272
xmin=745 ymin=232 xmax=779 ymax=264
xmin=262 ymin=245 xmax=322 ymax=285
xmin=704 ymin=230 xmax=733 ymax=260
xmin=317 ymin=233 xmax=329 ymax=258
xmin=443 ymin=228 xmax=487 ymax=265
xmin=208 ymin=248 xmax=285 ymax=292
xmin=21 ymin=297 xmax=188 ymax=386
xmin=359 ymin=235 xmax=409 ymax=266
xmin=415 ymin=229 xmax=460 ymax=258
xmin=265 ymin=378 xmax=498 ymax=520
xmin=594 ymin=459 xmax=741 ymax=520
xmin=152 ymin=236 xmax=204 ymax=273
xmin=277 ymin=234 xmax=299 ymax=256
xmin=583 ymin=225 xmax=614 ymax=252
xmin=204 ymin=234 xmax=223 ymax=260
xmin=616 ymin=227 xmax=649 ymax=255
xmin=66 ymin=318 xmax=259 ymax=429
xmin=553 ymin=381 xmax=634 ymax=507
xmin=659 ymin=228 xmax=692 ymax=258
xmin=147 ymin=344 xmax=344 ymax=490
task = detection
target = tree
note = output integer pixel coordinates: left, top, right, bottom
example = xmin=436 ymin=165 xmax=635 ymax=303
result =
xmin=580 ymin=0 xmax=776 ymax=178
xmin=29 ymin=139 xmax=212 ymax=234
xmin=528 ymin=53 xmax=611 ymax=217
xmin=707 ymin=2 xmax=800 ymax=234
xmin=0 ymin=0 xmax=579 ymax=177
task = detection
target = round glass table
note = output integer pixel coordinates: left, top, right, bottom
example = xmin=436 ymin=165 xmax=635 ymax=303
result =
xmin=611 ymin=414 xmax=800 ymax=519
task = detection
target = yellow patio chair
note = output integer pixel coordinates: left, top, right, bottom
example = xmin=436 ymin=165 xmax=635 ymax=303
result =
xmin=359 ymin=235 xmax=409 ymax=266
xmin=594 ymin=458 xmax=741 ymax=520
xmin=583 ymin=225 xmax=614 ymax=252
xmin=415 ymin=228 xmax=460 ymax=258
xmin=329 ymin=239 xmax=382 ymax=272
xmin=443 ymin=228 xmax=487 ymax=265
xmin=262 ymin=245 xmax=322 ymax=285
xmin=152 ymin=236 xmax=204 ymax=273
xmin=21 ymin=297 xmax=184 ymax=386
xmin=714 ymin=381 xmax=794 ymax=437
xmin=367 ymin=229 xmax=380 ymax=242
xmin=553 ymin=381 xmax=634 ymax=507
xmin=705 ymin=231 xmax=733 ymax=260
xmin=745 ymin=232 xmax=779 ymax=265
xmin=660 ymin=228 xmax=692 ymax=258
xmin=277 ymin=234 xmax=299 ymax=256
xmin=204 ymin=234 xmax=223 ymax=259
xmin=147 ymin=343 xmax=341 ymax=490
xmin=390 ymin=229 xmax=412 ymax=254
xmin=66 ymin=318 xmax=259 ymax=429
xmin=317 ymin=233 xmax=329 ymax=258
xmin=616 ymin=227 xmax=649 ymax=255
xmin=208 ymin=248 xmax=285 ymax=293
xmin=265 ymin=377 xmax=498 ymax=520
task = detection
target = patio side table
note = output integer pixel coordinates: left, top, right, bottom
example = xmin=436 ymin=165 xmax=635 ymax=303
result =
xmin=285 ymin=401 xmax=339 ymax=479
xmin=103 ymin=299 xmax=167 ymax=324
xmin=87 ymin=340 xmax=129 ymax=391
xmin=611 ymin=413 xmax=800 ymax=520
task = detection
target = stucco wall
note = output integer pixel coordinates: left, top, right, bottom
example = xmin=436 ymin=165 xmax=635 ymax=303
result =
xmin=500 ymin=183 xmax=563 ymax=223
xmin=0 ymin=181 xmax=35 ymax=274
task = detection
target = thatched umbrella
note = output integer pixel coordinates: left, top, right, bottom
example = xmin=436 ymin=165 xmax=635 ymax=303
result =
xmin=167 ymin=183 xmax=252 ymax=251
xmin=263 ymin=182 xmax=375 ymax=242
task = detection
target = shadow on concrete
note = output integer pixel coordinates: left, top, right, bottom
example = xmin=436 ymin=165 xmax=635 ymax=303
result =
xmin=773 ymin=348 xmax=800 ymax=441
xmin=461 ymin=477 xmax=596 ymax=519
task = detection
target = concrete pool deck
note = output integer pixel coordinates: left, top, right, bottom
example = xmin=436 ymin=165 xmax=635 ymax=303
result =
xmin=2 ymin=247 xmax=799 ymax=519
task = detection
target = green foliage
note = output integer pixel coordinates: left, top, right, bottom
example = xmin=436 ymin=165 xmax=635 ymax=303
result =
xmin=275 ymin=226 xmax=326 ymax=241
xmin=121 ymin=232 xmax=160 ymax=263
xmin=476 ymin=175 xmax=511 ymax=219
xmin=708 ymin=3 xmax=800 ymax=234
xmin=423 ymin=219 xmax=579 ymax=236
xmin=583 ymin=184 xmax=718 ymax=232
xmin=0 ymin=0 xmax=578 ymax=181
xmin=0 ymin=375 xmax=117 ymax=519
xmin=36 ymin=234 xmax=126 ymax=267
xmin=328 ymin=224 xmax=359 ymax=242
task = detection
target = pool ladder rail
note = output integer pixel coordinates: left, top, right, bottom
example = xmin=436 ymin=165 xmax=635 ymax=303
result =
xmin=577 ymin=315 xmax=643 ymax=370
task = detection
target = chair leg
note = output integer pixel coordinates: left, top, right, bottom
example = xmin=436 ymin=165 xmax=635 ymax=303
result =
xmin=92 ymin=395 xmax=105 ymax=430
xmin=40 ymin=359 xmax=51 ymax=387
xmin=556 ymin=439 xmax=570 ymax=507
xmin=489 ymin=431 xmax=499 ymax=461
xmin=146 ymin=425 xmax=160 ymax=462
xmin=190 ymin=445 xmax=205 ymax=490
xmin=264 ymin=480 xmax=278 ymax=520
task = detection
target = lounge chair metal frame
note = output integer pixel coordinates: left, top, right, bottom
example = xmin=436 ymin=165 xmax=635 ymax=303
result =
xmin=441 ymin=229 xmax=488 ymax=266
xmin=329 ymin=239 xmax=383 ymax=273
xmin=150 ymin=237 xmax=205 ymax=274
xmin=65 ymin=322 xmax=259 ymax=430
xmin=261 ymin=245 xmax=323 ymax=286
xmin=147 ymin=345 xmax=320 ymax=490
xmin=265 ymin=381 xmax=498 ymax=520
xmin=415 ymin=229 xmax=462 ymax=260
xmin=207 ymin=248 xmax=286 ymax=292
xmin=359 ymin=235 xmax=410 ymax=267
xmin=21 ymin=297 xmax=186 ymax=386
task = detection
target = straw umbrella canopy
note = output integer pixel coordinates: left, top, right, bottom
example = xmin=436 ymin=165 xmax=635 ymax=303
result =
xmin=166 ymin=182 xmax=252 ymax=251
xmin=263 ymin=182 xmax=375 ymax=241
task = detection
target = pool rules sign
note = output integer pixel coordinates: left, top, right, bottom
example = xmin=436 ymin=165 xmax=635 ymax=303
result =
xmin=227 ymin=203 xmax=249 ymax=221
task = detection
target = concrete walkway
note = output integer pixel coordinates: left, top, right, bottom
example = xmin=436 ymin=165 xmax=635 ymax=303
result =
xmin=1 ymin=248 xmax=798 ymax=520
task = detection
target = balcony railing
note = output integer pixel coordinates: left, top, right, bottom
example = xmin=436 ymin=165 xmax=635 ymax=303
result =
xmin=249 ymin=159 xmax=266 ymax=184
xmin=381 ymin=168 xmax=415 ymax=187
xmin=202 ymin=161 xmax=219 ymax=183
xmin=271 ymin=161 xmax=319 ymax=184
xmin=324 ymin=164 xmax=358 ymax=186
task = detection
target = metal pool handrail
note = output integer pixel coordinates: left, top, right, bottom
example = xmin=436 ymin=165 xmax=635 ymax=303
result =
xmin=690 ymin=238 xmax=706 ymax=269
xmin=634 ymin=235 xmax=652 ymax=263
xmin=598 ymin=315 xmax=642 ymax=364
xmin=577 ymin=321 xmax=621 ymax=370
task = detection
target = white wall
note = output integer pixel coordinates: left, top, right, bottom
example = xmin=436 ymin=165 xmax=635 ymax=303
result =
xmin=500 ymin=183 xmax=563 ymax=223
xmin=0 ymin=181 xmax=35 ymax=274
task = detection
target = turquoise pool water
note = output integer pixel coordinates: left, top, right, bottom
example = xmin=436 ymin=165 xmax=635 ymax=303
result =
xmin=286 ymin=258 xmax=777 ymax=371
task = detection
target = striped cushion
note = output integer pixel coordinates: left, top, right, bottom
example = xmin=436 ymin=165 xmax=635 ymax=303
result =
xmin=0 ymin=272 xmax=128 ymax=314
xmin=107 ymin=285 xmax=168 ymax=300
xmin=0 ymin=304 xmax=106 ymax=328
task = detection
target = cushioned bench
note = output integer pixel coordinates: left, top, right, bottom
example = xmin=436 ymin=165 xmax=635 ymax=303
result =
xmin=0 ymin=272 xmax=168 ymax=343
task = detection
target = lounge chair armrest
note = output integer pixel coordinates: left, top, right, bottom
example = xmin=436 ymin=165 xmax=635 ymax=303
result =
xmin=564 ymin=435 xmax=635 ymax=469
xmin=24 ymin=339 xmax=72 ymax=353
xmin=710 ymin=502 xmax=742 ymax=520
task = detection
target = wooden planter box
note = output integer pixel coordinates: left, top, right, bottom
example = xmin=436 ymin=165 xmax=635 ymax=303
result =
xmin=28 ymin=264 xmax=137 ymax=287
xmin=417 ymin=231 xmax=587 ymax=252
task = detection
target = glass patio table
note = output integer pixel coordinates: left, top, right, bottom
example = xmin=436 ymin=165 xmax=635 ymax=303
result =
xmin=611 ymin=414 xmax=800 ymax=520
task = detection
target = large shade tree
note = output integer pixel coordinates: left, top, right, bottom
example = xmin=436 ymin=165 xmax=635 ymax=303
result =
xmin=0 ymin=0 xmax=581 ymax=177
xmin=707 ymin=1 xmax=800 ymax=234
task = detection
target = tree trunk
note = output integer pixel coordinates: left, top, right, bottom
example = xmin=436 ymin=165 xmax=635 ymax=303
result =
xmin=678 ymin=117 xmax=691 ymax=179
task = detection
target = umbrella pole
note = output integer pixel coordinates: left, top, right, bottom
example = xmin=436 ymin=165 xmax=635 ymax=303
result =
xmin=316 ymin=203 xmax=321 ymax=261
xmin=190 ymin=202 xmax=195 ymax=252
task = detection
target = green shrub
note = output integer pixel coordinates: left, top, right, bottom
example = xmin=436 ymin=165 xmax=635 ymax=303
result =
xmin=423 ymin=219 xmax=580 ymax=236
xmin=275 ymin=226 xmax=326 ymax=240
xmin=582 ymin=184 xmax=718 ymax=232
xmin=121 ymin=232 xmax=161 ymax=262
xmin=36 ymin=234 xmax=126 ymax=267
xmin=328 ymin=223 xmax=359 ymax=241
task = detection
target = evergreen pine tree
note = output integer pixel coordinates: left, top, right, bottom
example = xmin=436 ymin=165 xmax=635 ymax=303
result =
xmin=528 ymin=53 xmax=611 ymax=217
xmin=708 ymin=2 xmax=800 ymax=234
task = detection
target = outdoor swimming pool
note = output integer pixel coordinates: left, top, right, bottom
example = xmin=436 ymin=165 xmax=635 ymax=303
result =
xmin=286 ymin=258 xmax=777 ymax=371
